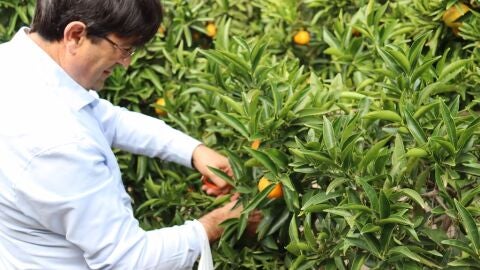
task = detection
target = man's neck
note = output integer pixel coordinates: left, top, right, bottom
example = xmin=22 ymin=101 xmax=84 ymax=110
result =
xmin=28 ymin=32 xmax=63 ymax=68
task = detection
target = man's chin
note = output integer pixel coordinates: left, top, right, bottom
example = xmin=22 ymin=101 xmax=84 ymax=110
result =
xmin=90 ymin=81 xmax=105 ymax=91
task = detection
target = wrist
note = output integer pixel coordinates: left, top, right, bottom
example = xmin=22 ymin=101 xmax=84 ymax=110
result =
xmin=198 ymin=209 xmax=223 ymax=242
xmin=191 ymin=143 xmax=205 ymax=170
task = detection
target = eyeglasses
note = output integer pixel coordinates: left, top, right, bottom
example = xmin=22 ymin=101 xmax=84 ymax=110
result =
xmin=101 ymin=36 xmax=136 ymax=58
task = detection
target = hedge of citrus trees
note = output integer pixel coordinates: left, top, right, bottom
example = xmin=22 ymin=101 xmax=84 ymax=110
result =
xmin=2 ymin=0 xmax=480 ymax=269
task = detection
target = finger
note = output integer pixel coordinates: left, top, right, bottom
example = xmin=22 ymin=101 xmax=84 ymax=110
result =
xmin=230 ymin=192 xmax=240 ymax=201
xmin=202 ymin=175 xmax=221 ymax=190
xmin=203 ymin=185 xmax=230 ymax=196
xmin=222 ymin=166 xmax=234 ymax=178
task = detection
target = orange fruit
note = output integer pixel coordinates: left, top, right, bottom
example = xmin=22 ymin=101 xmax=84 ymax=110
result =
xmin=192 ymin=31 xmax=201 ymax=41
xmin=443 ymin=3 xmax=470 ymax=28
xmin=251 ymin=139 xmax=261 ymax=150
xmin=257 ymin=177 xmax=283 ymax=199
xmin=206 ymin=23 xmax=217 ymax=37
xmin=293 ymin=30 xmax=310 ymax=45
xmin=351 ymin=27 xmax=361 ymax=37
xmin=201 ymin=175 xmax=220 ymax=190
xmin=157 ymin=25 xmax=166 ymax=34
xmin=154 ymin=98 xmax=167 ymax=116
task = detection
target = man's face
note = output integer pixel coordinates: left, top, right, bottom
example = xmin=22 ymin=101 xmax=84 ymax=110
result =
xmin=72 ymin=34 xmax=134 ymax=90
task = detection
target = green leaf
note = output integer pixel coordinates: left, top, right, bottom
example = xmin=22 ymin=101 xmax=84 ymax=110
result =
xmin=323 ymin=116 xmax=336 ymax=156
xmin=264 ymin=148 xmax=289 ymax=168
xmin=378 ymin=215 xmax=414 ymax=226
xmin=301 ymin=191 xmax=342 ymax=210
xmin=250 ymin=41 xmax=267 ymax=72
xmin=303 ymin=214 xmax=317 ymax=249
xmin=398 ymin=188 xmax=428 ymax=209
xmin=324 ymin=208 xmax=352 ymax=218
xmin=276 ymin=175 xmax=294 ymax=192
xmin=391 ymin=134 xmax=406 ymax=179
xmin=448 ymin=258 xmax=480 ymax=268
xmin=326 ymin=178 xmax=348 ymax=194
xmin=388 ymin=246 xmax=441 ymax=268
xmin=413 ymin=101 xmax=439 ymax=119
xmin=216 ymin=110 xmax=250 ymax=139
xmin=242 ymin=184 xmax=275 ymax=213
xmin=430 ymin=137 xmax=455 ymax=156
xmin=357 ymin=179 xmax=379 ymax=212
xmin=385 ymin=44 xmax=410 ymax=73
xmin=207 ymin=166 xmax=235 ymax=186
xmin=144 ymin=177 xmax=160 ymax=198
xmin=346 ymin=235 xmax=381 ymax=258
xmin=441 ymin=239 xmax=476 ymax=257
xmin=336 ymin=203 xmax=373 ymax=213
xmin=377 ymin=47 xmax=405 ymax=74
xmin=454 ymin=199 xmax=480 ymax=256
xmin=236 ymin=213 xmax=248 ymax=240
xmin=410 ymin=56 xmax=441 ymax=83
xmin=225 ymin=150 xmax=245 ymax=181
xmin=136 ymin=156 xmax=148 ymax=181
xmin=379 ymin=191 xmax=390 ymax=219
xmin=405 ymin=148 xmax=428 ymax=158
xmin=418 ymin=82 xmax=451 ymax=105
xmin=360 ymin=223 xmax=381 ymax=234
xmin=288 ymin=215 xmax=300 ymax=243
xmin=457 ymin=116 xmax=480 ymax=156
xmin=188 ymin=83 xmax=226 ymax=94
xmin=438 ymin=59 xmax=471 ymax=83
xmin=362 ymin=110 xmax=402 ymax=123
xmin=323 ymin=28 xmax=340 ymax=49
xmin=142 ymin=68 xmax=163 ymax=90
xmin=289 ymin=148 xmax=337 ymax=166
xmin=408 ymin=31 xmax=431 ymax=67
xmin=244 ymin=147 xmax=278 ymax=176
xmin=285 ymin=241 xmax=310 ymax=256
xmin=439 ymin=100 xmax=457 ymax=148
xmin=461 ymin=184 xmax=480 ymax=206
xmin=404 ymin=109 xmax=427 ymax=146
xmin=219 ymin=95 xmax=244 ymax=115
xmin=351 ymin=254 xmax=367 ymax=270
xmin=359 ymin=136 xmax=391 ymax=171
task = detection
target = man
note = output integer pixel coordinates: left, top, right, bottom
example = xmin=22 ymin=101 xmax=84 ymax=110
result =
xmin=0 ymin=0 xmax=243 ymax=269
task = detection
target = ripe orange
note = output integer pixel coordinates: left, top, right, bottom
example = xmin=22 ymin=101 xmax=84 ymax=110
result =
xmin=206 ymin=23 xmax=217 ymax=37
xmin=351 ymin=27 xmax=361 ymax=37
xmin=251 ymin=139 xmax=261 ymax=150
xmin=154 ymin=98 xmax=167 ymax=116
xmin=442 ymin=3 xmax=470 ymax=28
xmin=201 ymin=175 xmax=220 ymax=190
xmin=293 ymin=30 xmax=310 ymax=45
xmin=157 ymin=25 xmax=165 ymax=34
xmin=192 ymin=31 xmax=201 ymax=41
xmin=257 ymin=177 xmax=283 ymax=199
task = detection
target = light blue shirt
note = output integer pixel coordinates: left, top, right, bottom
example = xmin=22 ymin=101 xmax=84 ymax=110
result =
xmin=0 ymin=28 xmax=208 ymax=270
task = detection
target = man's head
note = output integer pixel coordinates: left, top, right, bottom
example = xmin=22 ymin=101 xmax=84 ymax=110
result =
xmin=29 ymin=0 xmax=162 ymax=90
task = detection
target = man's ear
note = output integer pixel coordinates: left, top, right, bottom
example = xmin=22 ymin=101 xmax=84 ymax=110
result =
xmin=63 ymin=21 xmax=88 ymax=55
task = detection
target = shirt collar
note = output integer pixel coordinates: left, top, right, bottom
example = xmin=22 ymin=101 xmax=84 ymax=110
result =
xmin=13 ymin=27 xmax=98 ymax=111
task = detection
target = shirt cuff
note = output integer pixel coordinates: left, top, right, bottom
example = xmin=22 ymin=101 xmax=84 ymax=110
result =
xmin=174 ymin=138 xmax=202 ymax=169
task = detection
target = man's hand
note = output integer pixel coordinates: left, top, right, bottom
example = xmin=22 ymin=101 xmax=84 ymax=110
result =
xmin=198 ymin=193 xmax=262 ymax=242
xmin=192 ymin=144 xmax=233 ymax=196
xmin=198 ymin=195 xmax=242 ymax=242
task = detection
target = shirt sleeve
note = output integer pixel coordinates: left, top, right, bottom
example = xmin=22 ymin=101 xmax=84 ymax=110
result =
xmin=14 ymin=139 xmax=208 ymax=269
xmin=90 ymin=94 xmax=201 ymax=169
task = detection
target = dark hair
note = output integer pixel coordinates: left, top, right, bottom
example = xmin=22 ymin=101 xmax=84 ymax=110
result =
xmin=30 ymin=0 xmax=163 ymax=46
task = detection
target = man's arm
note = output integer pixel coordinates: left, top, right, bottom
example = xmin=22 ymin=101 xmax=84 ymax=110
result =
xmin=92 ymin=96 xmax=232 ymax=194
xmin=15 ymin=138 xmax=217 ymax=269
xmin=92 ymin=96 xmax=201 ymax=168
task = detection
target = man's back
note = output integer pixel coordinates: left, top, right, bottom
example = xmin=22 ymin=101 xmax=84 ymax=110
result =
xmin=0 ymin=28 xmax=101 ymax=269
